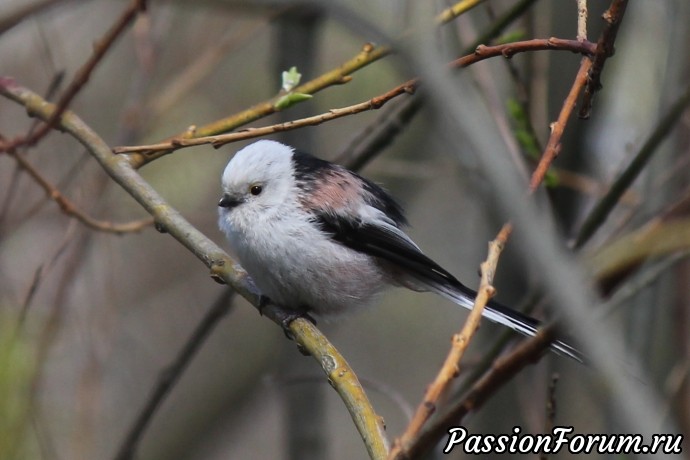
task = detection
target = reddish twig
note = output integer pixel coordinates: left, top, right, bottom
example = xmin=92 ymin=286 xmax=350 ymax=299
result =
xmin=392 ymin=327 xmax=558 ymax=460
xmin=1 ymin=136 xmax=152 ymax=234
xmin=388 ymin=223 xmax=512 ymax=459
xmin=22 ymin=0 xmax=147 ymax=147
xmin=579 ymin=0 xmax=629 ymax=118
xmin=114 ymin=37 xmax=595 ymax=156
xmin=529 ymin=57 xmax=593 ymax=192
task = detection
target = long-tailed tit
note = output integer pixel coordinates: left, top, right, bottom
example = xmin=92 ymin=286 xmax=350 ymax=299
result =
xmin=218 ymin=140 xmax=581 ymax=362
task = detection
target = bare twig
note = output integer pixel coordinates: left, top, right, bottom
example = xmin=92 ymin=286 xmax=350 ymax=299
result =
xmin=579 ymin=0 xmax=629 ymax=118
xmin=529 ymin=57 xmax=592 ymax=192
xmin=0 ymin=138 xmax=153 ymax=234
xmin=126 ymin=42 xmax=391 ymax=168
xmin=337 ymin=0 xmax=543 ymax=175
xmin=388 ymin=224 xmax=512 ymax=459
xmin=114 ymin=38 xmax=595 ymax=156
xmin=21 ymin=0 xmax=147 ymax=147
xmin=391 ymin=327 xmax=558 ymax=460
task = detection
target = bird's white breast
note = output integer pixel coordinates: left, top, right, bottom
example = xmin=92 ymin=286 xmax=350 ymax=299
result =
xmin=221 ymin=205 xmax=387 ymax=316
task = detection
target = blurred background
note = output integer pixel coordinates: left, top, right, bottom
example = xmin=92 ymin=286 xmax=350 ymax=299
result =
xmin=1 ymin=0 xmax=688 ymax=459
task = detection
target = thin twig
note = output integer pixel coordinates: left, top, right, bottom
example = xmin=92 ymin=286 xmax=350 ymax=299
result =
xmin=529 ymin=57 xmax=592 ymax=192
xmin=579 ymin=0 xmax=629 ymax=118
xmin=22 ymin=0 xmax=147 ymax=148
xmin=388 ymin=35 xmax=596 ymax=457
xmin=388 ymin=224 xmax=512 ymax=459
xmin=336 ymin=0 xmax=543 ymax=175
xmin=126 ymin=42 xmax=391 ymax=168
xmin=1 ymin=139 xmax=153 ymax=234
xmin=391 ymin=327 xmax=558 ymax=460
xmin=114 ymin=38 xmax=595 ymax=156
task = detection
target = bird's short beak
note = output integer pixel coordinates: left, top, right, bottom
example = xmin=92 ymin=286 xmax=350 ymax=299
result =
xmin=218 ymin=194 xmax=243 ymax=209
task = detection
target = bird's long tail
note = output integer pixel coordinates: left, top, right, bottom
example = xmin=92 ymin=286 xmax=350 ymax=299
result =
xmin=429 ymin=280 xmax=584 ymax=363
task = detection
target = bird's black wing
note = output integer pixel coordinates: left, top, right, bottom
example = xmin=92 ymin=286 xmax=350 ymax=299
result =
xmin=313 ymin=211 xmax=584 ymax=363
xmin=313 ymin=212 xmax=456 ymax=282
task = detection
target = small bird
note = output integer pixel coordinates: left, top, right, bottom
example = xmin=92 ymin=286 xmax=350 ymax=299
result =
xmin=218 ymin=140 xmax=581 ymax=362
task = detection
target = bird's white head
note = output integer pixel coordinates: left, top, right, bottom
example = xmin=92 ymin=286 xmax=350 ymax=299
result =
xmin=219 ymin=140 xmax=296 ymax=217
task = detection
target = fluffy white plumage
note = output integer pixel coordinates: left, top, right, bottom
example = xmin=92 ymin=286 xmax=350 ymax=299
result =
xmin=218 ymin=140 xmax=582 ymax=362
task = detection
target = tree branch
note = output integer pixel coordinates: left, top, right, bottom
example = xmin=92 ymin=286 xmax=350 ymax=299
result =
xmin=114 ymin=38 xmax=595 ymax=157
xmin=0 ymin=78 xmax=389 ymax=460
xmin=0 ymin=138 xmax=152 ymax=234
xmin=388 ymin=224 xmax=512 ymax=459
xmin=126 ymin=42 xmax=391 ymax=168
xmin=391 ymin=327 xmax=558 ymax=460
xmin=579 ymin=0 xmax=629 ymax=118
xmin=22 ymin=0 xmax=147 ymax=147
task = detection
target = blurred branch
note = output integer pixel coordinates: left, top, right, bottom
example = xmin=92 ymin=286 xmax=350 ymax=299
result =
xmin=573 ymin=83 xmax=690 ymax=249
xmin=0 ymin=137 xmax=153 ymax=234
xmin=586 ymin=217 xmax=690 ymax=285
xmin=335 ymin=96 xmax=422 ymax=171
xmin=114 ymin=289 xmax=236 ymax=460
xmin=0 ymin=71 xmax=64 ymax=229
xmin=149 ymin=16 xmax=272 ymax=117
xmin=579 ymin=0 xmax=629 ymax=118
xmin=127 ymin=42 xmax=391 ymax=168
xmin=389 ymin=224 xmax=511 ymax=459
xmin=114 ymin=38 xmax=595 ymax=156
xmin=600 ymin=251 xmax=690 ymax=316
xmin=391 ymin=326 xmax=558 ymax=459
xmin=436 ymin=0 xmax=486 ymax=25
xmin=0 ymin=78 xmax=388 ymax=460
xmin=18 ymin=0 xmax=147 ymax=148
xmin=465 ymin=0 xmax=539 ymax=51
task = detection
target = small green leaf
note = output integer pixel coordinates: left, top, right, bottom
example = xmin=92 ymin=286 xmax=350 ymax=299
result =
xmin=274 ymin=92 xmax=313 ymax=110
xmin=281 ymin=66 xmax=302 ymax=92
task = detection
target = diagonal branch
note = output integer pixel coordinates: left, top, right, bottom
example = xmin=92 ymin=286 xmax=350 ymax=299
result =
xmin=391 ymin=326 xmax=558 ymax=460
xmin=22 ymin=0 xmax=147 ymax=148
xmin=388 ymin=224 xmax=512 ymax=459
xmin=0 ymin=78 xmax=389 ymax=460
xmin=0 ymin=135 xmax=152 ymax=234
xmin=529 ymin=57 xmax=593 ymax=192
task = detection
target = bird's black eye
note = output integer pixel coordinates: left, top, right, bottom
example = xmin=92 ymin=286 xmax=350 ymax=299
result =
xmin=250 ymin=184 xmax=263 ymax=196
